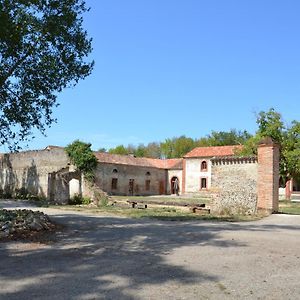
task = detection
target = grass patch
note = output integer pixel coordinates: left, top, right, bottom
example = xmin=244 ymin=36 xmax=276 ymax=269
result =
xmin=279 ymin=200 xmax=300 ymax=215
xmin=50 ymin=204 xmax=261 ymax=222
xmin=110 ymin=195 xmax=212 ymax=206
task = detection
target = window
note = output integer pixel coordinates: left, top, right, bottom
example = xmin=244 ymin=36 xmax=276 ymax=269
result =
xmin=111 ymin=178 xmax=118 ymax=190
xmin=201 ymin=161 xmax=207 ymax=171
xmin=146 ymin=171 xmax=151 ymax=176
xmin=145 ymin=179 xmax=150 ymax=191
xmin=112 ymin=168 xmax=118 ymax=173
xmin=201 ymin=178 xmax=207 ymax=189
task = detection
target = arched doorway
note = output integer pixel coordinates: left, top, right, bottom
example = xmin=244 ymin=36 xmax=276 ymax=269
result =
xmin=171 ymin=176 xmax=179 ymax=195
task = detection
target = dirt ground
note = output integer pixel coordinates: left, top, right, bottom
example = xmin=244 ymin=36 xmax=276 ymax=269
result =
xmin=0 ymin=200 xmax=300 ymax=300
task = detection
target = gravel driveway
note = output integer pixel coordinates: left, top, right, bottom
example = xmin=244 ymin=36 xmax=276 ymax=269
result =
xmin=0 ymin=200 xmax=300 ymax=300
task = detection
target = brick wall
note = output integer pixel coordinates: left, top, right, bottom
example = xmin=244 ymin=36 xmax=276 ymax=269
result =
xmin=257 ymin=138 xmax=279 ymax=213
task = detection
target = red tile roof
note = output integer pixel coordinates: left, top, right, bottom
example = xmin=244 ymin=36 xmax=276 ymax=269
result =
xmin=184 ymin=145 xmax=243 ymax=158
xmin=94 ymin=152 xmax=183 ymax=169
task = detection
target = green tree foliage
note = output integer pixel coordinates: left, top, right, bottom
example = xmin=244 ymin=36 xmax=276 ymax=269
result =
xmin=144 ymin=142 xmax=161 ymax=158
xmin=241 ymin=108 xmax=300 ymax=182
xmin=108 ymin=145 xmax=128 ymax=155
xmin=135 ymin=144 xmax=146 ymax=157
xmin=161 ymin=136 xmax=196 ymax=158
xmin=256 ymin=108 xmax=284 ymax=144
xmin=197 ymin=129 xmax=252 ymax=147
xmin=107 ymin=130 xmax=252 ymax=159
xmin=65 ymin=140 xmax=97 ymax=182
xmin=108 ymin=142 xmax=162 ymax=158
xmin=282 ymin=121 xmax=300 ymax=179
xmin=0 ymin=0 xmax=93 ymax=150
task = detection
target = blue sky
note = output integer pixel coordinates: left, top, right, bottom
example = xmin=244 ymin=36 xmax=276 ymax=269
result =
xmin=6 ymin=0 xmax=300 ymax=151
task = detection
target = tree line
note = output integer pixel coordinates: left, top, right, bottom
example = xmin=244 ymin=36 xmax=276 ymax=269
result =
xmin=101 ymin=108 xmax=300 ymax=185
xmin=103 ymin=129 xmax=251 ymax=159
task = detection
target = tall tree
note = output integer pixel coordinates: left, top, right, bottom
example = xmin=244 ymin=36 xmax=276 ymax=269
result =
xmin=0 ymin=0 xmax=93 ymax=150
xmin=240 ymin=108 xmax=300 ymax=183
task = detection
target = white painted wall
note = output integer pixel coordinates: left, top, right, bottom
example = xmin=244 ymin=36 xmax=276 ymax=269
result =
xmin=167 ymin=170 xmax=183 ymax=194
xmin=184 ymin=158 xmax=212 ymax=193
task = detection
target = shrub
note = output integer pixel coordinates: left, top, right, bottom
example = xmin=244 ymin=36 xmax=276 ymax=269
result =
xmin=68 ymin=194 xmax=91 ymax=205
xmin=15 ymin=187 xmax=29 ymax=199
xmin=65 ymin=140 xmax=98 ymax=182
xmin=68 ymin=194 xmax=83 ymax=205
xmin=82 ymin=197 xmax=91 ymax=205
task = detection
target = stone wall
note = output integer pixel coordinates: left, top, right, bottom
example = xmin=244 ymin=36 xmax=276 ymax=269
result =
xmin=0 ymin=147 xmax=69 ymax=199
xmin=93 ymin=163 xmax=167 ymax=196
xmin=211 ymin=157 xmax=258 ymax=215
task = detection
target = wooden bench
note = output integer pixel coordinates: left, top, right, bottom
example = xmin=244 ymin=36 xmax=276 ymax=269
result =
xmin=190 ymin=204 xmax=210 ymax=214
xmin=127 ymin=201 xmax=147 ymax=209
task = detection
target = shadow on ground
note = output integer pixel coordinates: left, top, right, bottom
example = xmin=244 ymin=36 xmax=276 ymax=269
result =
xmin=1 ymin=212 xmax=300 ymax=299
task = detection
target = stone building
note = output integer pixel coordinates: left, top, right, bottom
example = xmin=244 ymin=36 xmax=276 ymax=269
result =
xmin=182 ymin=145 xmax=243 ymax=193
xmin=0 ymin=147 xmax=183 ymax=201
xmin=0 ymin=140 xmax=279 ymax=213
xmin=93 ymin=152 xmax=182 ymax=196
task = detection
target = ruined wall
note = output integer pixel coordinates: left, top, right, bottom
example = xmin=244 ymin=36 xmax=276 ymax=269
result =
xmin=211 ymin=157 xmax=258 ymax=215
xmin=0 ymin=148 xmax=69 ymax=199
xmin=93 ymin=163 xmax=167 ymax=196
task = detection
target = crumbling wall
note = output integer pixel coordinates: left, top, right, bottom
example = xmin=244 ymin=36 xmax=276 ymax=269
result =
xmin=0 ymin=147 xmax=69 ymax=199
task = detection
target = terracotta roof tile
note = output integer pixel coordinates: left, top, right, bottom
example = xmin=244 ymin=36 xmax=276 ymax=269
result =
xmin=94 ymin=152 xmax=183 ymax=169
xmin=184 ymin=145 xmax=243 ymax=158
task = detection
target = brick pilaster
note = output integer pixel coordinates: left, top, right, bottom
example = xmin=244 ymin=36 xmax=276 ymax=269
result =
xmin=257 ymin=137 xmax=279 ymax=213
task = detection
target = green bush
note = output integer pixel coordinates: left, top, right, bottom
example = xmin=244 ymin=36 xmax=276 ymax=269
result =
xmin=82 ymin=197 xmax=91 ymax=205
xmin=68 ymin=194 xmax=91 ymax=205
xmin=15 ymin=187 xmax=29 ymax=199
xmin=68 ymin=194 xmax=83 ymax=205
xmin=0 ymin=188 xmax=12 ymax=199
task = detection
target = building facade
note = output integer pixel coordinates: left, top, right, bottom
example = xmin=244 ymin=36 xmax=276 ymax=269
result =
xmin=0 ymin=141 xmax=280 ymax=214
xmin=182 ymin=145 xmax=243 ymax=193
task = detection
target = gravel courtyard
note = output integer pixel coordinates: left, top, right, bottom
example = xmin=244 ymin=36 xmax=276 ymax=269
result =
xmin=0 ymin=201 xmax=300 ymax=300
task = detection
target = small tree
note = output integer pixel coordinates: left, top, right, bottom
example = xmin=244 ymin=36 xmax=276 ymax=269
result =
xmin=65 ymin=140 xmax=97 ymax=182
